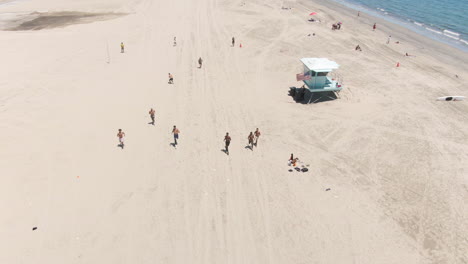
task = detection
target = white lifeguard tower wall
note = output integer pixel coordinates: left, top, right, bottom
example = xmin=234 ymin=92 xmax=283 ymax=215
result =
xmin=301 ymin=58 xmax=341 ymax=92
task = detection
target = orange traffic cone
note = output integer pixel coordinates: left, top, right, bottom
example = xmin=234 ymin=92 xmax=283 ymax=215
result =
xmin=396 ymin=62 xmax=400 ymax=67
xmin=240 ymin=43 xmax=242 ymax=48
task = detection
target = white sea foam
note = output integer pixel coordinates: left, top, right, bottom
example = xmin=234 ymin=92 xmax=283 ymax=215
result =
xmin=443 ymin=30 xmax=460 ymax=37
xmin=460 ymin=39 xmax=468 ymax=45
xmin=413 ymin=22 xmax=423 ymax=27
xmin=426 ymin=27 xmax=442 ymax=34
xmin=444 ymin=33 xmax=459 ymax=40
xmin=0 ymin=0 xmax=27 ymax=7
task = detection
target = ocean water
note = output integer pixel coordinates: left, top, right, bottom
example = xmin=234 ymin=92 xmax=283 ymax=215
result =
xmin=331 ymin=0 xmax=468 ymax=52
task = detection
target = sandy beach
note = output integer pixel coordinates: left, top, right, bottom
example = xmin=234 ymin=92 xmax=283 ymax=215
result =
xmin=0 ymin=0 xmax=467 ymax=263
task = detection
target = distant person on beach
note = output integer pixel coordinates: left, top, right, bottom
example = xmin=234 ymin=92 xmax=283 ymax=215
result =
xmin=198 ymin=57 xmax=203 ymax=68
xmin=168 ymin=73 xmax=174 ymax=84
xmin=373 ymin=23 xmax=376 ymax=31
xmin=355 ymin=44 xmax=362 ymax=51
xmin=173 ymin=37 xmax=177 ymax=46
xmin=288 ymin=154 xmax=299 ymax=166
xmin=172 ymin=126 xmax=180 ymax=146
xmin=254 ymin=128 xmax=261 ymax=146
xmin=149 ymin=108 xmax=155 ymax=125
xmin=248 ymin=132 xmax=254 ymax=150
xmin=224 ymin=132 xmax=231 ymax=155
xmin=291 ymin=158 xmax=299 ymax=166
xmin=387 ymin=35 xmax=391 ymax=44
xmin=120 ymin=42 xmax=125 ymax=53
xmin=117 ymin=129 xmax=125 ymax=148
xmin=358 ymin=11 xmax=360 ymax=17
xmin=232 ymin=37 xmax=235 ymax=47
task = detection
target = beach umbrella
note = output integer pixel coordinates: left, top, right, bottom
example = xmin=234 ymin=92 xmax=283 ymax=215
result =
xmin=309 ymin=12 xmax=317 ymax=15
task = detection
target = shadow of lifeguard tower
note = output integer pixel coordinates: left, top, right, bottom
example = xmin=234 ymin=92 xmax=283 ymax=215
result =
xmin=295 ymin=58 xmax=343 ymax=104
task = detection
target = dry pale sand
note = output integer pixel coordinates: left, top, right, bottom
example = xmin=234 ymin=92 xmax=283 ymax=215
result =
xmin=0 ymin=0 xmax=467 ymax=263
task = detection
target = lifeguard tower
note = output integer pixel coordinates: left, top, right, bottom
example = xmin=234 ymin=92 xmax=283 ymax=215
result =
xmin=297 ymin=58 xmax=343 ymax=103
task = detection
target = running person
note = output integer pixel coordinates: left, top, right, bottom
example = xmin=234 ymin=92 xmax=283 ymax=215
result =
xmin=149 ymin=108 xmax=155 ymax=125
xmin=172 ymin=125 xmax=180 ymax=145
xmin=168 ymin=73 xmax=174 ymax=84
xmin=117 ymin=129 xmax=125 ymax=148
xmin=254 ymin=128 xmax=261 ymax=146
xmin=248 ymin=132 xmax=254 ymax=150
xmin=198 ymin=57 xmax=203 ymax=68
xmin=224 ymin=132 xmax=231 ymax=155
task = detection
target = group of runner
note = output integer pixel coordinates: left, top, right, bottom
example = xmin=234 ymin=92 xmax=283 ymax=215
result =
xmin=223 ymin=128 xmax=261 ymax=155
xmin=116 ymin=38 xmax=259 ymax=155
xmin=118 ymin=119 xmax=261 ymax=154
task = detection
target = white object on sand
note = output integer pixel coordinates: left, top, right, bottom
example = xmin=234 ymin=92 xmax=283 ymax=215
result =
xmin=436 ymin=96 xmax=465 ymax=101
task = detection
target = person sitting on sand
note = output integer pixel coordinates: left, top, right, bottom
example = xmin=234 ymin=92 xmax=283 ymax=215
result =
xmin=288 ymin=157 xmax=299 ymax=166
xmin=355 ymin=45 xmax=362 ymax=51
xmin=292 ymin=158 xmax=299 ymax=166
xmin=288 ymin=154 xmax=299 ymax=166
